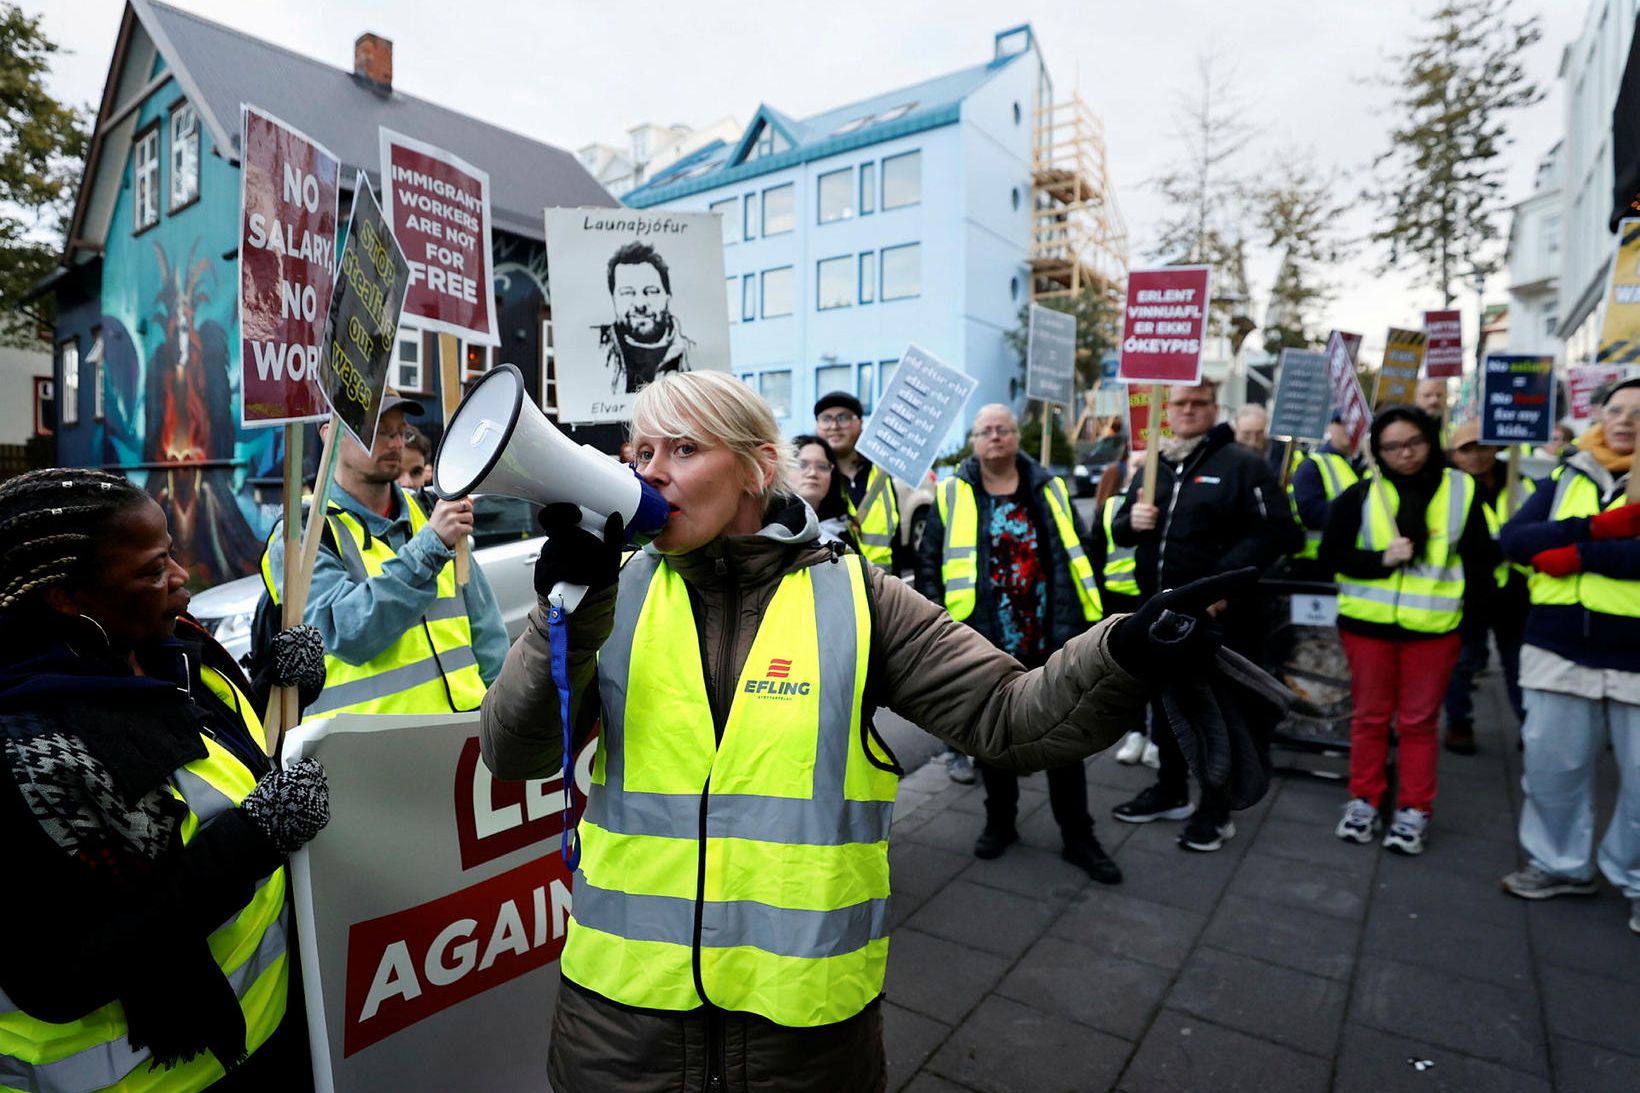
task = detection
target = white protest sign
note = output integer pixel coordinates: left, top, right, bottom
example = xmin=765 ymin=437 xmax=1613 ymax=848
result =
xmin=857 ymin=345 xmax=978 ymax=486
xmin=1026 ymin=303 xmax=1077 ymax=407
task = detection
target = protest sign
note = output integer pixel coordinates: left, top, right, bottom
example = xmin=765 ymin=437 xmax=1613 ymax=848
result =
xmin=1126 ymin=386 xmax=1172 ymax=453
xmin=1269 ymin=349 xmax=1331 ymax=442
xmin=1567 ymin=363 xmax=1625 ymax=423
xmin=1375 ymin=327 xmax=1426 ymax=407
xmin=857 ymin=345 xmax=978 ymax=485
xmin=320 ymin=174 xmax=411 ymax=452
xmin=1026 ymin=304 xmax=1077 ymax=407
xmin=1423 ymin=309 xmax=1463 ymax=378
xmin=238 ymin=106 xmax=338 ymax=428
xmin=286 ymin=713 xmax=594 ymax=1092
xmin=380 ymin=130 xmax=497 ymax=346
xmin=1325 ymin=330 xmax=1372 ymax=455
xmin=1598 ymin=218 xmax=1640 ymax=364
xmin=1479 ymin=355 xmax=1556 ymax=446
xmin=543 ymin=207 xmax=729 ymax=423
xmin=1117 ymin=266 xmax=1212 ymax=385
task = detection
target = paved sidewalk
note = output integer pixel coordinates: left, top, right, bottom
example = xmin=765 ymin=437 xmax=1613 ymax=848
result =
xmin=880 ymin=676 xmax=1640 ymax=1092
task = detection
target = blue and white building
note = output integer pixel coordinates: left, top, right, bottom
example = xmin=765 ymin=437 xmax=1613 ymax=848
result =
xmin=622 ymin=26 xmax=1062 ymax=442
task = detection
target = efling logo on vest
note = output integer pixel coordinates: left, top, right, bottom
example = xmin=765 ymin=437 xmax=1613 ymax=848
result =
xmin=744 ymin=657 xmax=812 ymax=698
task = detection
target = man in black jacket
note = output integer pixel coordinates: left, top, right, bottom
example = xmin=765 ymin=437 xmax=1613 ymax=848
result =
xmin=1111 ymin=381 xmax=1301 ymax=850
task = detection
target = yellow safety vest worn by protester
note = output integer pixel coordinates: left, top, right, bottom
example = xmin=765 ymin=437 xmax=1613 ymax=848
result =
xmin=0 ymin=667 xmax=290 ymax=1093
xmin=562 ymin=552 xmax=896 ymax=1027
xmin=847 ymin=463 xmax=900 ymax=568
xmin=935 ymin=474 xmax=1102 ymax=624
xmin=1335 ymin=468 xmax=1475 ymax=634
xmin=1482 ymin=476 xmax=1537 ymax=588
xmin=259 ymin=487 xmax=486 ymax=716
xmin=1101 ymin=496 xmax=1139 ymax=598
xmin=1527 ymin=466 xmax=1640 ymax=617
xmin=1291 ymin=451 xmax=1360 ymax=560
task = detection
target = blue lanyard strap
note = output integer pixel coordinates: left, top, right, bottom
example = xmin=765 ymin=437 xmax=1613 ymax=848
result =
xmin=547 ymin=601 xmax=580 ymax=870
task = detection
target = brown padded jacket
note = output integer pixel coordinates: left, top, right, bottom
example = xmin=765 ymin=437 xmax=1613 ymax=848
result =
xmin=478 ymin=498 xmax=1147 ymax=1092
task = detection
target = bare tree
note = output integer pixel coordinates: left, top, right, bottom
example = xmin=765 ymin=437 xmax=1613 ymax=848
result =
xmin=1251 ymin=153 xmax=1354 ymax=352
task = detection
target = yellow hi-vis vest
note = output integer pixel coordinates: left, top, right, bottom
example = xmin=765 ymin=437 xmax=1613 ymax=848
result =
xmin=0 ymin=668 xmax=290 ymax=1093
xmin=846 ymin=463 xmax=900 ymax=568
xmin=1482 ymin=476 xmax=1537 ymax=587
xmin=1526 ymin=466 xmax=1640 ymax=617
xmin=935 ymin=475 xmax=1102 ymax=624
xmin=1335 ymin=468 xmax=1475 ymax=633
xmin=562 ymin=552 xmax=896 ymax=1027
xmin=1292 ymin=451 xmax=1360 ymax=560
xmin=1101 ymin=496 xmax=1139 ymax=598
xmin=259 ymin=487 xmax=486 ymax=716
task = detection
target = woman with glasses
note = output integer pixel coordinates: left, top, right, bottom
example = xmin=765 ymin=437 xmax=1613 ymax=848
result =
xmin=1321 ymin=405 xmax=1496 ymax=855
xmin=790 ymin=433 xmax=860 ymax=551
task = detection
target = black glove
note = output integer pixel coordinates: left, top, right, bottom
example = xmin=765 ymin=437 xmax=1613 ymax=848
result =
xmin=241 ymin=756 xmax=330 ymax=854
xmin=534 ymin=504 xmax=625 ymax=601
xmin=1110 ymin=568 xmax=1259 ymax=678
xmin=270 ymin=624 xmax=326 ymax=707
xmin=1158 ymin=647 xmax=1291 ymax=810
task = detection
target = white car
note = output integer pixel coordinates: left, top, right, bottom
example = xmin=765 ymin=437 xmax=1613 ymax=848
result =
xmin=189 ymin=495 xmax=546 ymax=664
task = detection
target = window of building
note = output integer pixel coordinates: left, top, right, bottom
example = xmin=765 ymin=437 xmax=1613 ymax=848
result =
xmin=133 ymin=125 xmax=160 ymax=232
xmin=743 ymin=192 xmax=758 ymax=241
xmin=748 ymin=122 xmax=790 ymax=161
xmin=759 ymin=370 xmax=793 ymax=417
xmin=815 ymin=362 xmax=853 ymax=398
xmin=394 ymin=330 xmax=423 ymax=392
xmin=879 ymin=358 xmax=899 ymax=394
xmin=169 ymin=101 xmax=200 ymax=211
xmin=817 ymin=256 xmax=853 ymax=310
xmin=877 ymin=103 xmax=916 ymax=123
xmin=881 ymin=151 xmax=921 ymax=210
xmin=761 ymin=267 xmax=794 ymax=318
xmin=858 ymin=361 xmax=876 ymax=413
xmin=742 ymin=274 xmax=756 ymax=321
xmin=859 ymin=252 xmax=876 ymax=304
xmin=1010 ymin=275 xmax=1020 ymax=300
xmin=87 ymin=328 xmax=105 ymax=421
xmin=710 ymin=197 xmax=738 ymax=245
xmin=59 ymin=338 xmax=79 ymax=426
xmin=834 ymin=115 xmax=873 ymax=135
xmin=762 ymin=183 xmax=794 ymax=235
xmin=726 ymin=276 xmax=738 ymax=323
xmin=1545 ymin=314 xmax=1558 ymax=337
xmin=1013 ymin=102 xmax=1023 ymax=126
xmin=818 ymin=168 xmax=854 ymax=223
xmin=860 ymin=162 xmax=876 ymax=215
xmin=540 ymin=311 xmax=558 ymax=418
xmin=880 ymin=243 xmax=921 ymax=300
xmin=1012 ymin=186 xmax=1021 ymax=211
xmin=463 ymin=341 xmax=491 ymax=382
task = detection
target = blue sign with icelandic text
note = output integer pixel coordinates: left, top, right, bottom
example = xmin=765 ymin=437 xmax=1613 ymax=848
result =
xmin=1478 ymin=354 xmax=1555 ymax=447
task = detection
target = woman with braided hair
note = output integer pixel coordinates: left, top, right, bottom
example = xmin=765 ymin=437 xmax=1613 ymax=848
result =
xmin=0 ymin=468 xmax=330 ymax=1090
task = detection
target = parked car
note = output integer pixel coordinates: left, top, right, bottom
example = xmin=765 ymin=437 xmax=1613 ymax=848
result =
xmin=189 ymin=494 xmax=544 ymax=664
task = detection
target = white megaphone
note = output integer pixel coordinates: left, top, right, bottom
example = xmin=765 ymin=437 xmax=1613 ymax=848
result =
xmin=433 ymin=364 xmax=669 ymax=612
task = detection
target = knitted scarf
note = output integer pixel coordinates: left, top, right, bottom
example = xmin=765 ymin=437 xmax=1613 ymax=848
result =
xmin=1576 ymin=423 xmax=1634 ymax=475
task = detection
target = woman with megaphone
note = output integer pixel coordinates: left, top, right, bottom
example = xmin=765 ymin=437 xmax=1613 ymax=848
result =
xmin=480 ymin=371 xmax=1252 ymax=1093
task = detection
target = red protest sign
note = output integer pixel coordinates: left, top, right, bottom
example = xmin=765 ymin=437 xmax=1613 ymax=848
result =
xmin=1126 ymin=386 xmax=1173 ymax=453
xmin=1117 ymin=266 xmax=1212 ymax=385
xmin=238 ymin=106 xmax=338 ymax=428
xmin=1325 ymin=330 xmax=1372 ymax=454
xmin=1566 ymin=364 xmax=1623 ymax=422
xmin=1424 ymin=309 xmax=1463 ymax=378
xmin=380 ymin=130 xmax=498 ymax=345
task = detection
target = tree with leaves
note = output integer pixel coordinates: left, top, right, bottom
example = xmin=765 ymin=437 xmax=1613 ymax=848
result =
xmin=1366 ymin=0 xmax=1542 ymax=305
xmin=1252 ymin=153 xmax=1353 ymax=354
xmin=0 ymin=3 xmax=89 ymax=347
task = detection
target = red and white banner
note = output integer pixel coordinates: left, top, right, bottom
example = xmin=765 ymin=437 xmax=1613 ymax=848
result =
xmin=286 ymin=714 xmax=593 ymax=1091
xmin=380 ymin=130 xmax=498 ymax=345
xmin=238 ymin=106 xmax=339 ymax=428
xmin=1423 ymin=309 xmax=1463 ymax=378
xmin=1325 ymin=329 xmax=1372 ymax=455
xmin=1117 ymin=266 xmax=1212 ymax=385
xmin=1566 ymin=364 xmax=1624 ymax=424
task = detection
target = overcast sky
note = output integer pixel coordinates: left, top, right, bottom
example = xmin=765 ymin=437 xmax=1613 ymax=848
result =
xmin=40 ymin=0 xmax=1590 ymax=367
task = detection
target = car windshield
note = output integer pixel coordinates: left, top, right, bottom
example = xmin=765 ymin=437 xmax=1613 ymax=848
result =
xmin=471 ymin=495 xmax=543 ymax=549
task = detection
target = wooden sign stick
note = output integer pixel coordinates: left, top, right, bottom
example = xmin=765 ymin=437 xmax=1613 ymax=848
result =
xmin=1504 ymin=445 xmax=1522 ymax=519
xmin=1141 ymin=384 xmax=1164 ymax=505
xmin=1040 ymin=402 xmax=1053 ymax=466
xmin=272 ymin=422 xmax=304 ymax=750
xmin=1280 ymin=438 xmax=1296 ymax=490
xmin=439 ymin=332 xmax=471 ymax=585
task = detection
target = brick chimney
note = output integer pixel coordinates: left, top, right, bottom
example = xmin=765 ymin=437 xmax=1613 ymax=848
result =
xmin=354 ymin=33 xmax=393 ymax=92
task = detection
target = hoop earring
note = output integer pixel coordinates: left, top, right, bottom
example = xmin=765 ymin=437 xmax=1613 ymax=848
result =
xmin=65 ymin=612 xmax=112 ymax=660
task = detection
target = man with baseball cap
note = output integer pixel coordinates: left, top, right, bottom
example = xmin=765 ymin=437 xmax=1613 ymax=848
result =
xmin=259 ymin=390 xmax=508 ymax=715
xmin=815 ymin=391 xmax=900 ymax=569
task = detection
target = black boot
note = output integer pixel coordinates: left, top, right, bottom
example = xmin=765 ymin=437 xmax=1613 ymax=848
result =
xmin=1062 ymin=838 xmax=1123 ymax=884
xmin=973 ymin=827 xmax=1019 ymax=859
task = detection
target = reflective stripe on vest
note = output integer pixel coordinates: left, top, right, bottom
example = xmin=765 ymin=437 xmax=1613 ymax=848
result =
xmin=1483 ymin=476 xmax=1537 ymax=587
xmin=848 ymin=464 xmax=899 ymax=568
xmin=1293 ymin=452 xmax=1360 ymax=560
xmin=259 ymin=487 xmax=486 ymax=716
xmin=564 ymin=552 xmax=893 ymax=1027
xmin=0 ymin=673 xmax=289 ymax=1093
xmin=1101 ymin=497 xmax=1139 ymax=597
xmin=1527 ymin=468 xmax=1640 ymax=617
xmin=1335 ymin=468 xmax=1473 ymax=633
xmin=936 ymin=476 xmax=1099 ymax=622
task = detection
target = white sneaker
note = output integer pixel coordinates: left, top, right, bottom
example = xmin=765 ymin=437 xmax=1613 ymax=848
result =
xmin=943 ymin=751 xmax=976 ymax=785
xmin=1115 ymin=731 xmax=1145 ymax=764
xmin=1335 ymin=798 xmax=1381 ymax=844
xmin=1382 ymin=807 xmax=1429 ymax=856
xmin=1141 ymin=741 xmax=1161 ymax=769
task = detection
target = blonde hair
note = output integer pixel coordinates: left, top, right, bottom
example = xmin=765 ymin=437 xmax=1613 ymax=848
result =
xmin=631 ymin=372 xmax=795 ymax=501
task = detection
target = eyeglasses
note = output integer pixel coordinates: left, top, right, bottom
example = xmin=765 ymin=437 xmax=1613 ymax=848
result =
xmin=797 ymin=460 xmax=833 ymax=475
xmin=1379 ymin=436 xmax=1430 ymax=456
xmin=817 ymin=412 xmax=859 ymax=427
xmin=972 ymin=426 xmax=1018 ymax=438
xmin=1603 ymin=403 xmax=1640 ymax=422
xmin=376 ymin=429 xmax=417 ymax=446
xmin=1168 ymin=398 xmax=1215 ymax=410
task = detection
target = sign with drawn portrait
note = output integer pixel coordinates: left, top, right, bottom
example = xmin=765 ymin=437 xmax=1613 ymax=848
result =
xmin=543 ymin=208 xmax=729 ymax=423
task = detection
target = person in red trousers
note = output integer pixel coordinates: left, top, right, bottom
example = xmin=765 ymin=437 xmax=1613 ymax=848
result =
xmin=1319 ymin=406 xmax=1498 ymax=854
